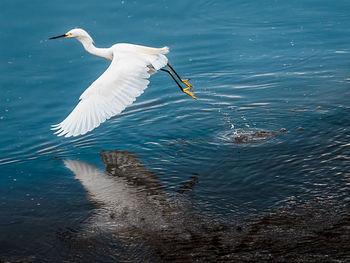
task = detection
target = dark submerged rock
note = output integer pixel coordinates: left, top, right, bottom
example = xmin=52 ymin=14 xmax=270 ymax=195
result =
xmin=280 ymin=128 xmax=287 ymax=132
xmin=234 ymin=130 xmax=278 ymax=144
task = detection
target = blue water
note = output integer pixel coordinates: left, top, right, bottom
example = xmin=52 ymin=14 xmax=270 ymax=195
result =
xmin=1 ymin=0 xmax=350 ymax=261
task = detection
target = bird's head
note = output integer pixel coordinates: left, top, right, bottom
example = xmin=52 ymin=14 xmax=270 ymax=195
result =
xmin=49 ymin=28 xmax=93 ymax=43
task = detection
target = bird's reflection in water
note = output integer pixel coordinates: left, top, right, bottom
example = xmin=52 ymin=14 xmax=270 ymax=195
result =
xmin=63 ymin=150 xmax=350 ymax=262
xmin=100 ymin=149 xmax=165 ymax=193
xmin=64 ymin=150 xmax=234 ymax=262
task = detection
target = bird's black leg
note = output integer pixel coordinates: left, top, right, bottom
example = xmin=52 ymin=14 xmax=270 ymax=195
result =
xmin=162 ymin=64 xmax=197 ymax=99
xmin=160 ymin=69 xmax=184 ymax=92
xmin=167 ymin=63 xmax=193 ymax=91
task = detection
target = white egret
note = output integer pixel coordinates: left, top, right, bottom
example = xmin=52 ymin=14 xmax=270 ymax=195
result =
xmin=50 ymin=28 xmax=196 ymax=137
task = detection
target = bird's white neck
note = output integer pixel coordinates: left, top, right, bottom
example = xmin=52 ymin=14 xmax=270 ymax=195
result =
xmin=78 ymin=38 xmax=113 ymax=61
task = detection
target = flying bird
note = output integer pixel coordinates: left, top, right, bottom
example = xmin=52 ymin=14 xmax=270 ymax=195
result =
xmin=50 ymin=28 xmax=196 ymax=137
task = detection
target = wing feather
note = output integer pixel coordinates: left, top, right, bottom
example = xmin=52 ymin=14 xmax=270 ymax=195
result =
xmin=52 ymin=45 xmax=168 ymax=137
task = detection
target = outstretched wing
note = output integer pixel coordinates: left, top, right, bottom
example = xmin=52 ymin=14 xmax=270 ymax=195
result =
xmin=52 ymin=45 xmax=168 ymax=137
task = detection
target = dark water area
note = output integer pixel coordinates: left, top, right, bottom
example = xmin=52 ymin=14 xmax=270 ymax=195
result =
xmin=1 ymin=0 xmax=350 ymax=262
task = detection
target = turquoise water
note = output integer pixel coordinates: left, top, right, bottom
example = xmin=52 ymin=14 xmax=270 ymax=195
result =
xmin=1 ymin=0 xmax=350 ymax=261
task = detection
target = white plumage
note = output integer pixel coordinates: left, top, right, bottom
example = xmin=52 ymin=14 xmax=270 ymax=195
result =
xmin=50 ymin=29 xmax=169 ymax=137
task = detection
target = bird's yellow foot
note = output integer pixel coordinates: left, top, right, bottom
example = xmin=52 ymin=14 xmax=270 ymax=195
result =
xmin=181 ymin=79 xmax=193 ymax=91
xmin=181 ymin=78 xmax=196 ymax=99
xmin=183 ymin=87 xmax=197 ymax=100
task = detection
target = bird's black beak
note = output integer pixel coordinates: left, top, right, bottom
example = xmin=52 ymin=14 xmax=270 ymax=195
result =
xmin=49 ymin=33 xmax=70 ymax=40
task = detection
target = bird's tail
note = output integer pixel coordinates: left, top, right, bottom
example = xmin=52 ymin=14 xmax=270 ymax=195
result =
xmin=136 ymin=45 xmax=169 ymax=55
xmin=159 ymin=46 xmax=169 ymax=54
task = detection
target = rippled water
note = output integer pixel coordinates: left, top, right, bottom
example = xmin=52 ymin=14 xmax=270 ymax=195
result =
xmin=1 ymin=0 xmax=350 ymax=262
